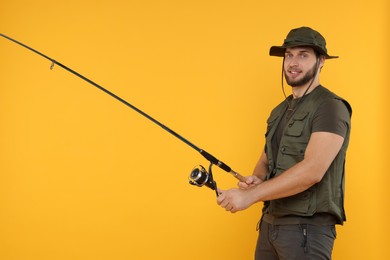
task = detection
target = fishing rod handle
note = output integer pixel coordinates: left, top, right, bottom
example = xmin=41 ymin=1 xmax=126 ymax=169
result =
xmin=229 ymin=170 xmax=246 ymax=182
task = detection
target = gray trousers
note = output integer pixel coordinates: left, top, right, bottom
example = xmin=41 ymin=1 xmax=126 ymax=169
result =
xmin=255 ymin=220 xmax=337 ymax=260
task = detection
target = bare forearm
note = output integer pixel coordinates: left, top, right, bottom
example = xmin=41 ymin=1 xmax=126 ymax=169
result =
xmin=247 ymin=160 xmax=320 ymax=203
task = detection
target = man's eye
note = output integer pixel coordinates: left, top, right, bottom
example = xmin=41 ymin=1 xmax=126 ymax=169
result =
xmin=299 ymin=54 xmax=308 ymax=58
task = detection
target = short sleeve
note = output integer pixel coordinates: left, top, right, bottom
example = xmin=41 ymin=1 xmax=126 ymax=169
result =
xmin=312 ymin=99 xmax=351 ymax=137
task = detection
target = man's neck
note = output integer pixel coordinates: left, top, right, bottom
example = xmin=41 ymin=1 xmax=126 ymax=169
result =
xmin=291 ymin=80 xmax=320 ymax=99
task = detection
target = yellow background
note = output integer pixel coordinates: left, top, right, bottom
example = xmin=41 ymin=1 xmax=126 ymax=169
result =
xmin=0 ymin=0 xmax=388 ymax=259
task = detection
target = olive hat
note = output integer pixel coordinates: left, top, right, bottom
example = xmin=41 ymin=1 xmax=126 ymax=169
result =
xmin=269 ymin=26 xmax=338 ymax=59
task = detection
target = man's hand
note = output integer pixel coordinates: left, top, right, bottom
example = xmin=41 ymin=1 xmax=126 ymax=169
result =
xmin=238 ymin=175 xmax=263 ymax=189
xmin=216 ymin=188 xmax=254 ymax=213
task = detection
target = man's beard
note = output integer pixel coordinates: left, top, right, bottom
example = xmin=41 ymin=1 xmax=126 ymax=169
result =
xmin=284 ymin=63 xmax=317 ymax=87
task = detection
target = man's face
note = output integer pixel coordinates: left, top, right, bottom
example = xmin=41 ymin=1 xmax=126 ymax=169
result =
xmin=283 ymin=47 xmax=320 ymax=87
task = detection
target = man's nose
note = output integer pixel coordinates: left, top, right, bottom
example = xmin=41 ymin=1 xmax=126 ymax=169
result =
xmin=288 ymin=56 xmax=300 ymax=66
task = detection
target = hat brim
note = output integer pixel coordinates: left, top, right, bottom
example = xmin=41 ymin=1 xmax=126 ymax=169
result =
xmin=269 ymin=45 xmax=339 ymax=59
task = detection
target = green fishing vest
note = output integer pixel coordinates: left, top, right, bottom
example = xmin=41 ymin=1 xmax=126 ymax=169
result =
xmin=264 ymin=86 xmax=352 ymax=224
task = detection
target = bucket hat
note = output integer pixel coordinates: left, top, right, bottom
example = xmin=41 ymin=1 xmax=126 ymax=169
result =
xmin=269 ymin=27 xmax=338 ymax=59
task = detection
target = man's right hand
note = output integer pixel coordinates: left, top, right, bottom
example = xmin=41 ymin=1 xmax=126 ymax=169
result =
xmin=238 ymin=175 xmax=263 ymax=189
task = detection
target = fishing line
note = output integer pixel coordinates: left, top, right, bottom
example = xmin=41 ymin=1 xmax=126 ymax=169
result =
xmin=0 ymin=33 xmax=245 ymax=195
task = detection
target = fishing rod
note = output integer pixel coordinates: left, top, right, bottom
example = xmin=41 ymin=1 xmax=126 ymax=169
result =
xmin=0 ymin=33 xmax=246 ymax=196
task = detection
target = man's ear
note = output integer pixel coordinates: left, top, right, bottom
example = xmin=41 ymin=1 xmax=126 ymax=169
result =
xmin=319 ymin=55 xmax=326 ymax=70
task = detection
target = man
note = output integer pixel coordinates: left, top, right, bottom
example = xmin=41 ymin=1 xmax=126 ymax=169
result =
xmin=217 ymin=27 xmax=352 ymax=260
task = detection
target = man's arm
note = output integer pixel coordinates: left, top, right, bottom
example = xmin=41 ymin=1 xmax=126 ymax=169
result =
xmin=217 ymin=131 xmax=344 ymax=212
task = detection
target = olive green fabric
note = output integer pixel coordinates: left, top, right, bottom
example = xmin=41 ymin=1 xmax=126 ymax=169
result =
xmin=263 ymin=86 xmax=352 ymax=224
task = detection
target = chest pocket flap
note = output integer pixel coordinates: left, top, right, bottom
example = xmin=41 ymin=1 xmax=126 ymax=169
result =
xmin=285 ymin=112 xmax=309 ymax=137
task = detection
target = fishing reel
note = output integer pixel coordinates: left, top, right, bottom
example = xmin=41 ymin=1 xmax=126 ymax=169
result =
xmin=189 ymin=163 xmax=219 ymax=196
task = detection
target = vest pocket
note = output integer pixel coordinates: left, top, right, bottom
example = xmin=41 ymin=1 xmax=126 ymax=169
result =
xmin=271 ymin=188 xmax=317 ymax=216
xmin=285 ymin=112 xmax=309 ymax=137
xmin=277 ymin=146 xmax=305 ymax=170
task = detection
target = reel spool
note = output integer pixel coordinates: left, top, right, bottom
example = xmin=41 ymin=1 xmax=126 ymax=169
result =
xmin=189 ymin=164 xmax=218 ymax=196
